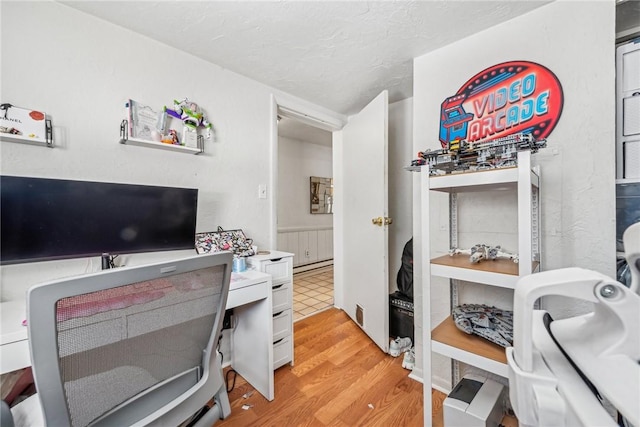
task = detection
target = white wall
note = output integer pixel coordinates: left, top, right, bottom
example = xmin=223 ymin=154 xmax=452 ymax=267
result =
xmin=0 ymin=1 xmax=344 ymax=301
xmin=412 ymin=1 xmax=616 ymax=389
xmin=277 ymin=136 xmax=332 ymax=229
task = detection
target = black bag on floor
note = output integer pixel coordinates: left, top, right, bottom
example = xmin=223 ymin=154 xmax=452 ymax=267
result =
xmin=396 ymin=238 xmax=413 ymax=300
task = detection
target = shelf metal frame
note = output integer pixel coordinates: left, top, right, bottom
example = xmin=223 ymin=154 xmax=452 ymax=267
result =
xmin=421 ymin=151 xmax=542 ymax=421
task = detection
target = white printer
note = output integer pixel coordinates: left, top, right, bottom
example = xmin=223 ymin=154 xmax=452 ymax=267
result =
xmin=443 ymin=376 xmax=504 ymax=427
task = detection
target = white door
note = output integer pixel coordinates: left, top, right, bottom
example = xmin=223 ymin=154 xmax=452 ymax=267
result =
xmin=337 ymin=91 xmax=390 ymax=352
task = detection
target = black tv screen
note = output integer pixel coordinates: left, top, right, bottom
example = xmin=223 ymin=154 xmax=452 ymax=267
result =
xmin=1 ymin=176 xmax=198 ymax=265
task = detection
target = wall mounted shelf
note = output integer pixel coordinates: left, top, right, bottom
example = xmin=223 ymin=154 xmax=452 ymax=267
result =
xmin=119 ymin=120 xmax=203 ymax=154
xmin=0 ymin=119 xmax=53 ymax=148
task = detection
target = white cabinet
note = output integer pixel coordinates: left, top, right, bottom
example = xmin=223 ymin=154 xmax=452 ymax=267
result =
xmin=247 ymin=251 xmax=294 ymax=370
xmin=421 ymin=152 xmax=541 ymax=415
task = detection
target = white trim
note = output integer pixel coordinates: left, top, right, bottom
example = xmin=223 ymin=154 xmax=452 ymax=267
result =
xmin=432 ymin=382 xmax=451 ymax=396
xmin=278 ymin=226 xmax=334 ymax=233
xmin=293 ymin=260 xmax=334 ymax=274
xmin=408 ymin=370 xmax=423 ymax=383
xmin=269 ymin=95 xmax=279 ymax=250
xmin=274 ymin=94 xmax=346 ymax=132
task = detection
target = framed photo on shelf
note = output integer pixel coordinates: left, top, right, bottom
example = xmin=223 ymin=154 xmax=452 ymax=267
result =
xmin=0 ymin=104 xmax=47 ymax=141
xmin=126 ymin=99 xmax=162 ymax=141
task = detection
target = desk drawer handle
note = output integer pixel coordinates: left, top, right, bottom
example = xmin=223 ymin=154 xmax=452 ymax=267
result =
xmin=273 ymin=311 xmax=284 ymax=317
xmin=273 ymin=284 xmax=284 ymax=290
xmin=273 ymin=338 xmax=284 ymax=345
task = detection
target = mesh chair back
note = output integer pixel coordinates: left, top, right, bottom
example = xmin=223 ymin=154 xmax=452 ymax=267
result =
xmin=27 ymin=254 xmax=231 ymax=427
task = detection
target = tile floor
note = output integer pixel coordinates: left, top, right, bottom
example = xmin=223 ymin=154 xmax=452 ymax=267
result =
xmin=293 ymin=265 xmax=334 ymax=321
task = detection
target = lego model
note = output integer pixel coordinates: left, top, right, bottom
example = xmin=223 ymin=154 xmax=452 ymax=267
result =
xmin=410 ymin=132 xmax=546 ymax=174
xmin=450 ymin=244 xmax=519 ymax=264
xmin=452 ymin=304 xmax=513 ymax=348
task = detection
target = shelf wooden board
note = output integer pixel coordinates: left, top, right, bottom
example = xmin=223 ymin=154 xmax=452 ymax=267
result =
xmin=427 ymin=159 xmax=540 ymax=193
xmin=119 ymin=137 xmax=202 ymax=154
xmin=432 ymin=253 xmax=519 ymax=275
xmin=1 ymin=133 xmax=52 ymax=147
xmin=431 ymin=317 xmax=508 ymax=377
xmin=430 ymin=254 xmax=539 ymax=288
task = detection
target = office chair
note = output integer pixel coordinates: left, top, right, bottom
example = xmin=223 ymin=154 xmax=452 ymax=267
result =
xmin=2 ymin=252 xmax=233 ymax=427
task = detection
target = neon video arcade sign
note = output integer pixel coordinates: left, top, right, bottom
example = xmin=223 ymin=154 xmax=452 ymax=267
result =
xmin=439 ymin=61 xmax=563 ymax=147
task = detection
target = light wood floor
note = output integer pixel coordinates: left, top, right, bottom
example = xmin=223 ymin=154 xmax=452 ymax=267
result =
xmin=216 ymin=308 xmax=445 ymax=426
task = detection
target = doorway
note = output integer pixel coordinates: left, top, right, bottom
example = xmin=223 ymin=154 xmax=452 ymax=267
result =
xmin=276 ymin=114 xmax=336 ymax=320
xmin=292 ymin=265 xmax=334 ymax=320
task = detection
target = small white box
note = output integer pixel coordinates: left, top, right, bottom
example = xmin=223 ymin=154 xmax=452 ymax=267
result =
xmin=444 ymin=376 xmax=504 ymax=427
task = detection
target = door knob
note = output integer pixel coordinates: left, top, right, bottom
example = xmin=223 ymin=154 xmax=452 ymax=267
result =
xmin=372 ymin=216 xmax=393 ymax=226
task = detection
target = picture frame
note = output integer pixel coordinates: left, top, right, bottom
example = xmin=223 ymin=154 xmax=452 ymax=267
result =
xmin=126 ymin=99 xmax=163 ymax=141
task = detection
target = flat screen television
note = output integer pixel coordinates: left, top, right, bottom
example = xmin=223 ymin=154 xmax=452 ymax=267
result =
xmin=1 ymin=175 xmax=198 ymax=265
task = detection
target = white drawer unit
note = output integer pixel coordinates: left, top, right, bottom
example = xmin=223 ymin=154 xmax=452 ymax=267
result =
xmin=247 ymin=251 xmax=294 ymax=370
xmin=258 ymin=257 xmax=292 ymax=285
xmin=272 ymin=282 xmax=292 ymax=313
xmin=272 ymin=309 xmax=292 ymax=342
xmin=273 ymin=336 xmax=292 ymax=370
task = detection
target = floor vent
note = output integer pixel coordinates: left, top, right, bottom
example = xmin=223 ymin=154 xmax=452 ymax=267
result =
xmin=356 ymin=304 xmax=364 ymax=327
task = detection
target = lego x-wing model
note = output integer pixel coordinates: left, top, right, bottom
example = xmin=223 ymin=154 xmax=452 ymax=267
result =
xmin=450 ymin=244 xmax=519 ymax=264
xmin=507 ymin=222 xmax=640 ymax=427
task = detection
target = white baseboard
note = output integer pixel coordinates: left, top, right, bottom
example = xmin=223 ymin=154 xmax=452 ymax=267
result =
xmin=408 ymin=369 xmax=451 ymax=395
xmin=408 ymin=370 xmax=423 ymax=383
xmin=293 ymin=259 xmax=333 ymax=273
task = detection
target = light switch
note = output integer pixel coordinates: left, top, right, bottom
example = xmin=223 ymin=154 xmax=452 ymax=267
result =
xmin=258 ymin=184 xmax=267 ymax=199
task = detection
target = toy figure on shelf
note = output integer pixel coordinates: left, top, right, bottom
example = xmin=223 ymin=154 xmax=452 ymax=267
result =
xmin=452 ymin=304 xmax=513 ymax=348
xmin=160 ymin=129 xmax=180 ymax=145
xmin=163 ymin=98 xmax=212 ymax=139
xmin=450 ymin=244 xmax=519 ymax=264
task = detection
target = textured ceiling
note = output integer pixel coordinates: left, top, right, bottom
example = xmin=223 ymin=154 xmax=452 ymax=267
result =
xmin=59 ymin=0 xmax=551 ymax=116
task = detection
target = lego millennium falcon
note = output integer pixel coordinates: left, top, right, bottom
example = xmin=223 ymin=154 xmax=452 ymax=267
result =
xmin=452 ymin=304 xmax=513 ymax=348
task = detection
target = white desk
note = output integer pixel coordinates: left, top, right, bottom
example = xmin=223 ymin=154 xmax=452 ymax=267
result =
xmin=225 ymin=270 xmax=274 ymax=400
xmin=0 ymin=298 xmax=28 ymax=375
xmin=0 ymin=270 xmax=275 ymax=401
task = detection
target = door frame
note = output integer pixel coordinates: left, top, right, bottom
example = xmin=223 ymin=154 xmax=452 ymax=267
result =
xmin=269 ymin=94 xmax=346 ymax=302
